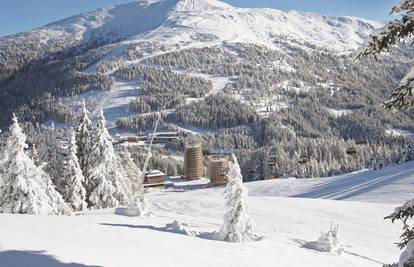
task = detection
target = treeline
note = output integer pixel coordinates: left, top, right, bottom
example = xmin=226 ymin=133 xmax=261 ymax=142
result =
xmin=129 ymin=95 xmax=186 ymax=113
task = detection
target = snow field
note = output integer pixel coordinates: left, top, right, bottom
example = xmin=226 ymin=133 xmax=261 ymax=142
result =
xmin=0 ymin=188 xmax=402 ymax=267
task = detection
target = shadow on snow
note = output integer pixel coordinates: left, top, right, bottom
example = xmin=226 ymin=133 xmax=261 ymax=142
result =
xmin=0 ymin=250 xmax=101 ymax=267
xmin=294 ymin=168 xmax=413 ymax=200
xmin=100 ymin=222 xmax=220 ymax=241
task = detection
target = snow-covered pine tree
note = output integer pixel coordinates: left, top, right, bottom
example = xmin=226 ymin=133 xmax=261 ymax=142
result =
xmin=0 ymin=114 xmax=71 ymax=215
xmin=61 ymin=130 xmax=87 ymax=212
xmin=76 ymin=100 xmax=94 ymax=190
xmin=117 ymin=146 xmax=142 ymax=193
xmin=0 ymin=134 xmax=6 ymax=202
xmin=41 ymin=126 xmax=65 ymax=192
xmin=358 ymin=0 xmax=414 ymax=110
xmin=219 ymin=154 xmax=256 ymax=242
xmin=31 ymin=144 xmax=41 ymax=167
xmin=88 ymin=110 xmax=131 ymax=209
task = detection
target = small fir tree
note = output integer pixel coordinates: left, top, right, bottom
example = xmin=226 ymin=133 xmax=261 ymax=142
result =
xmin=76 ymin=100 xmax=94 ymax=190
xmin=220 ymin=154 xmax=256 ymax=242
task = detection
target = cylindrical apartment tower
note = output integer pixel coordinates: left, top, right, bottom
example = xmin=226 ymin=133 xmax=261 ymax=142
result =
xmin=184 ymin=143 xmax=204 ymax=180
xmin=209 ymin=156 xmax=230 ymax=185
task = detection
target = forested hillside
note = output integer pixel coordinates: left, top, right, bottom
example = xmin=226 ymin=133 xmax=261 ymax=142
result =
xmin=1 ymin=0 xmax=413 ymax=181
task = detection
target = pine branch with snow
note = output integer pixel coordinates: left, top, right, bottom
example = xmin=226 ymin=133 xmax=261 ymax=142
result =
xmin=386 ymin=199 xmax=414 ymax=249
xmin=358 ymin=0 xmax=414 ymax=110
xmin=399 ymin=240 xmax=414 ymax=267
xmin=219 ymin=154 xmax=256 ymax=242
xmin=0 ymin=114 xmax=71 ymax=215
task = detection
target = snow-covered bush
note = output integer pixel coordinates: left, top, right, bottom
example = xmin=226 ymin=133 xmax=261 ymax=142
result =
xmin=122 ymin=193 xmax=150 ymax=217
xmin=314 ymin=224 xmax=342 ymax=254
xmin=0 ymin=114 xmax=71 ymax=215
xmin=219 ymin=154 xmax=256 ymax=242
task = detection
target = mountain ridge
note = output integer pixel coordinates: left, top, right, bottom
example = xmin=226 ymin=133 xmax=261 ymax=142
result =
xmin=1 ymin=0 xmax=383 ymax=53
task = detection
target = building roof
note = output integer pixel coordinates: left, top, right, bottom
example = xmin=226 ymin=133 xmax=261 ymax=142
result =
xmin=209 ymin=149 xmax=233 ymax=155
xmin=145 ymin=170 xmax=166 ymax=178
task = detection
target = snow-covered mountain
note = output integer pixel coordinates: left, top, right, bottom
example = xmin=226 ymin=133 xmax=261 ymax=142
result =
xmin=11 ymin=0 xmax=382 ymax=52
xmin=2 ymin=0 xmax=412 ymax=183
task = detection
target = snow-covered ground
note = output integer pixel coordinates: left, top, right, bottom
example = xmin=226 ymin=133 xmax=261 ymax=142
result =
xmin=65 ymin=79 xmax=140 ymax=128
xmin=386 ymin=129 xmax=414 ymax=140
xmin=95 ymin=80 xmax=141 ymax=128
xmin=325 ymin=108 xmax=353 ymax=118
xmin=248 ymin=161 xmax=414 ymax=205
xmin=2 ymin=161 xmax=414 ymax=266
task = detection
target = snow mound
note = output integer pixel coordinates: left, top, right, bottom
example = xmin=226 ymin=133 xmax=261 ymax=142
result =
xmin=165 ymin=220 xmax=199 ymax=236
xmin=0 ymin=188 xmax=402 ymax=267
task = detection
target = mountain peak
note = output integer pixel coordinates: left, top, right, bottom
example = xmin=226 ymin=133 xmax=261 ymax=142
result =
xmin=178 ymin=0 xmax=233 ymax=11
xmin=3 ymin=0 xmax=383 ymax=53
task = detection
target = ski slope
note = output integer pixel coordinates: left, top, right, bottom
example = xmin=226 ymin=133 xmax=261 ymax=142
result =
xmin=248 ymin=161 xmax=414 ymax=205
xmin=1 ymin=162 xmax=414 ymax=267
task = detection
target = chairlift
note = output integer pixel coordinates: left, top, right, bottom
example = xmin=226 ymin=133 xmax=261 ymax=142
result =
xmin=298 ymin=156 xmax=309 ymax=164
xmin=356 ymin=140 xmax=368 ymax=146
xmin=346 ymin=146 xmax=357 ymax=155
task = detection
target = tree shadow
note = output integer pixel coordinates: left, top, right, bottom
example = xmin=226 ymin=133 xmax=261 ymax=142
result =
xmin=100 ymin=222 xmax=264 ymax=243
xmin=290 ymin=238 xmax=385 ymax=265
xmin=0 ymin=250 xmax=101 ymax=267
xmin=100 ymin=221 xmax=210 ymax=239
xmin=100 ymin=222 xmax=220 ymax=241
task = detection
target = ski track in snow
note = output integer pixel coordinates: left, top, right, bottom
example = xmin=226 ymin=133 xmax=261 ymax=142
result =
xmin=89 ymin=79 xmax=140 ymax=128
xmin=248 ymin=161 xmax=414 ymax=205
